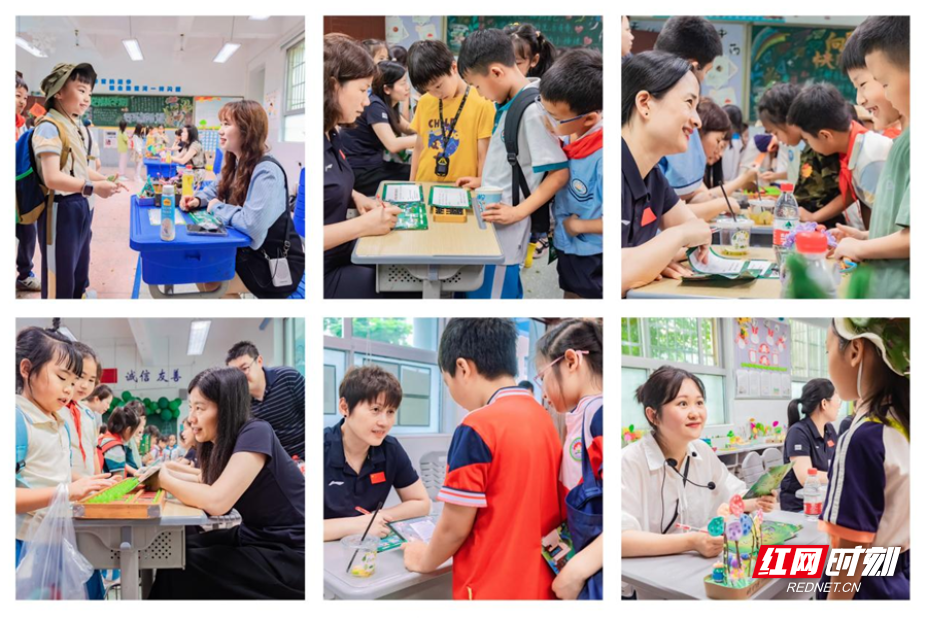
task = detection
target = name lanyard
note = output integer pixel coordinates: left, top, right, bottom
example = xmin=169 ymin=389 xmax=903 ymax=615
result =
xmin=435 ymin=86 xmax=470 ymax=177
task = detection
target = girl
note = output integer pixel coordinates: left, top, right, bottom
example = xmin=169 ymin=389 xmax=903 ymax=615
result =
xmin=148 ymin=367 xmax=304 ymax=599
xmin=622 ymin=15 xmax=635 ymax=58
xmin=180 ymin=101 xmax=304 ymax=298
xmin=98 ymin=406 xmax=141 ymax=477
xmin=505 ymin=23 xmax=557 ymax=78
xmin=341 ymin=61 xmax=417 ymax=196
xmin=621 ymin=52 xmax=712 ymax=296
xmin=133 ymin=124 xmax=147 ymax=181
xmin=177 ymin=417 xmax=198 ymax=466
xmin=779 ymin=378 xmax=840 ymax=512
xmin=15 ymin=328 xmax=114 ymax=597
xmin=322 ymin=34 xmax=402 ymax=299
xmin=622 ymin=366 xmax=775 ymax=560
xmin=535 ymin=319 xmax=603 ymax=600
xmin=172 ymin=124 xmax=207 ymax=184
xmin=818 ymin=318 xmax=909 ymax=600
xmin=123 ymin=400 xmax=146 ymax=475
xmin=65 ymin=341 xmax=104 ymax=478
xmin=117 ymin=119 xmax=129 ymax=179
xmin=721 ymin=105 xmax=748 ymax=186
xmin=362 ymin=38 xmax=389 ymax=63
xmin=83 ymin=383 xmax=113 ymax=416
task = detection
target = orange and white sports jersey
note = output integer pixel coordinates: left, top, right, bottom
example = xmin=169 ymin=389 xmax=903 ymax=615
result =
xmin=437 ymin=386 xmax=562 ymax=600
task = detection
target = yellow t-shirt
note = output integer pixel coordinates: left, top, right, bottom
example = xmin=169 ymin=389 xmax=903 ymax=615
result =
xmin=411 ymin=88 xmax=495 ymax=183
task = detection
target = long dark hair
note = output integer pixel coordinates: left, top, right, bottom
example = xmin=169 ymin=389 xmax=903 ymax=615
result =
xmin=216 ymin=100 xmax=269 ymax=207
xmin=324 ymin=34 xmax=376 ymax=133
xmin=189 ymin=367 xmax=252 ymax=485
xmin=180 ymin=124 xmax=199 ymax=149
xmin=621 ymin=51 xmax=695 ymax=127
xmin=832 ymin=321 xmax=909 ymax=434
xmin=636 ymin=365 xmax=705 ymax=450
xmin=535 ymin=319 xmax=603 ymax=387
xmin=107 ymin=406 xmax=140 ymax=437
xmin=504 ymin=23 xmax=557 ymax=78
xmin=372 ymin=61 xmax=408 ymax=136
xmin=788 ymin=378 xmax=836 ymax=427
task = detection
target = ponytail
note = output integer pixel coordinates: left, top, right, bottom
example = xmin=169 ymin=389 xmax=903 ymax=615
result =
xmin=504 ymin=23 xmax=558 ymax=78
xmin=788 ymin=378 xmax=836 ymax=428
xmin=536 ymin=318 xmax=603 ymax=382
xmin=787 ymin=398 xmax=802 ymax=427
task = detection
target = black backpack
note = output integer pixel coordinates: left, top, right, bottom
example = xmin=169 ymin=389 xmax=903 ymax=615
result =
xmin=503 ymin=88 xmax=553 ymax=237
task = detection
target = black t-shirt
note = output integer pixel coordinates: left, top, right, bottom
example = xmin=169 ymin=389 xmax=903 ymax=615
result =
xmin=621 ymin=137 xmax=680 ymax=248
xmin=323 ymin=418 xmax=419 ymax=519
xmin=779 ymin=416 xmax=837 ymax=512
xmin=232 ymin=419 xmax=305 ymax=551
xmin=341 ymin=94 xmax=392 ymax=170
xmin=324 ymin=129 xmax=356 ymax=271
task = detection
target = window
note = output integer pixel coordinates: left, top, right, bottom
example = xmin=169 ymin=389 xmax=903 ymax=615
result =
xmin=647 ymin=318 xmax=718 ymax=366
xmin=282 ymin=318 xmax=305 ymax=376
xmin=283 ymin=38 xmax=305 ymax=143
xmin=791 ymin=320 xmax=827 ymax=380
xmin=357 ymin=355 xmax=441 ymax=433
xmin=622 ymin=318 xmax=643 ymax=356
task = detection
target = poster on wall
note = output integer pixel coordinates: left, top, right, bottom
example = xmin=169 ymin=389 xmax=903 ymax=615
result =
xmin=386 ymin=16 xmax=443 ymax=47
xmin=733 ymin=318 xmax=791 ymax=399
xmin=194 ymin=96 xmax=244 ymax=131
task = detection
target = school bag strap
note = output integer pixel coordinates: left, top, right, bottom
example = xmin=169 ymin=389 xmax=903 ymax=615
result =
xmin=257 ymin=154 xmax=293 ymax=259
xmin=503 ymin=88 xmax=540 ymax=207
xmin=35 ymin=115 xmax=73 ymax=174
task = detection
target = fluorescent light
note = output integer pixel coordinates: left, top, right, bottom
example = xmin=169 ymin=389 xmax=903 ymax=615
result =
xmin=213 ymin=42 xmax=241 ymax=63
xmin=122 ymin=38 xmax=144 ymax=61
xmin=57 ymin=326 xmax=76 ymax=342
xmin=16 ymin=36 xmax=46 ymax=58
xmin=187 ymin=320 xmax=211 ymax=356
xmin=249 ymin=16 xmax=271 ymax=21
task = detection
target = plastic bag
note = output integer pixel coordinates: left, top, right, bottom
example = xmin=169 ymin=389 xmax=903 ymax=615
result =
xmin=16 ymin=483 xmax=93 ymax=600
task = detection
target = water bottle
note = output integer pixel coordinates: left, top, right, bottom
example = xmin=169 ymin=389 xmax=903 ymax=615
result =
xmin=161 ymin=184 xmax=176 ymax=241
xmin=182 ymin=165 xmax=195 ymax=197
xmin=795 ymin=231 xmax=837 ymax=298
xmin=773 ymin=183 xmax=799 ymax=271
xmin=803 ymin=468 xmax=823 ymax=520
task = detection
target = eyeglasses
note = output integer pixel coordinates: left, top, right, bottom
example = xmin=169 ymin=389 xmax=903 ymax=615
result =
xmin=533 ymin=350 xmax=588 ymax=389
xmin=237 ymin=361 xmax=255 ymax=374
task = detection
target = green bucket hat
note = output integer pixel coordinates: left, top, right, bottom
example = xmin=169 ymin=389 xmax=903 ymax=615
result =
xmin=833 ymin=318 xmax=910 ymax=377
xmin=41 ymin=62 xmax=97 ymax=101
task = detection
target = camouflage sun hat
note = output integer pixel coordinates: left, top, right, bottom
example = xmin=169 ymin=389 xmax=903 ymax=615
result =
xmin=833 ymin=318 xmax=910 ymax=377
xmin=41 ymin=63 xmax=97 ymax=101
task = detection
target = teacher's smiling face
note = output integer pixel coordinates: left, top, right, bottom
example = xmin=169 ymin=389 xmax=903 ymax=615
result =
xmin=187 ymin=386 xmax=219 ymax=444
xmin=337 ymin=77 xmax=373 ymax=125
xmin=218 ymin=117 xmax=240 ymax=155
xmin=647 ymin=378 xmax=707 ymax=444
xmin=639 ymin=71 xmax=702 ymax=156
xmin=340 ymin=392 xmax=397 ymax=448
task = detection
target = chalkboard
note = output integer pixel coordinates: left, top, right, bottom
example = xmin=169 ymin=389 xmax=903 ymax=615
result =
xmin=446 ymin=16 xmax=602 ymax=53
xmin=749 ymin=25 xmax=857 ymax=120
xmin=89 ymin=94 xmax=195 ymax=127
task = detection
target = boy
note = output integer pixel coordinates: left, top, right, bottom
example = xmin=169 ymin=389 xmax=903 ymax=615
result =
xmin=539 ymin=48 xmax=603 ymax=299
xmin=787 ymin=83 xmax=892 ymax=229
xmin=839 ymin=24 xmax=903 ymax=140
xmin=756 ymin=83 xmax=842 ymax=226
xmin=407 ymin=40 xmax=495 ymax=184
xmin=833 ymin=16 xmax=909 ymax=299
xmin=16 ymin=74 xmax=40 ymax=293
xmin=403 ymin=319 xmax=562 ymax=599
xmin=455 ymin=29 xmax=569 ymax=298
xmin=32 ymin=63 xmax=126 ymax=299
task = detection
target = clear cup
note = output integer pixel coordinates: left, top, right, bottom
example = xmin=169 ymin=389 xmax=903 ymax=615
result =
xmin=342 ymin=534 xmax=379 ymax=578
xmin=716 ymin=217 xmax=753 ymax=255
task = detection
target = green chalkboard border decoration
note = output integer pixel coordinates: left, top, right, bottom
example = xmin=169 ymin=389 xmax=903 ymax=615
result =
xmin=446 ymin=16 xmax=603 ymax=53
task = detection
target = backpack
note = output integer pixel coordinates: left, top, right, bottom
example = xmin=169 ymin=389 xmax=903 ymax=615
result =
xmin=96 ymin=433 xmax=125 ymax=475
xmin=16 ymin=405 xmax=73 ymax=488
xmin=15 ymin=116 xmax=73 ymax=225
xmin=502 ymin=88 xmax=553 ymax=236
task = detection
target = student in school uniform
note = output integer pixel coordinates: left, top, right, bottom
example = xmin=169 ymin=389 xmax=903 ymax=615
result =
xmin=819 ymin=318 xmax=909 ymax=600
xmin=403 ymin=319 xmax=562 ymax=600
xmin=779 ymin=378 xmax=840 ymax=513
xmin=323 ymin=365 xmax=431 ymax=540
xmin=149 ymin=367 xmax=305 ymax=599
xmin=322 ymin=34 xmax=402 ymax=299
xmin=98 ymin=407 xmax=141 ymax=477
xmin=621 ymin=52 xmax=712 ymax=297
xmin=15 ymin=74 xmax=41 ymax=294
xmin=226 ymin=341 xmax=305 ymax=460
xmin=180 ymin=100 xmax=304 ymax=299
xmin=839 ymin=27 xmax=903 ymax=141
xmin=64 ymin=342 xmax=104 ymax=478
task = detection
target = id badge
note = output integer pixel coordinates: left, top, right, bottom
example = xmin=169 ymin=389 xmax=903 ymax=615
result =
xmin=435 ymin=155 xmax=449 ymax=177
xmin=269 ymin=257 xmax=293 ymax=288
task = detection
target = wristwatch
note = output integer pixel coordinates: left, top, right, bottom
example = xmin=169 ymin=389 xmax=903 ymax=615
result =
xmin=82 ymin=181 xmax=94 ymax=198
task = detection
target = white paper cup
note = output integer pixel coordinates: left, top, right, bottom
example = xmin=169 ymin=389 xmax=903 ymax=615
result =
xmin=475 ymin=186 xmax=504 ymax=212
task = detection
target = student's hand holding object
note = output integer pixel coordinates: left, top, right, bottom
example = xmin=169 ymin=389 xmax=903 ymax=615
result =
xmin=402 ymin=540 xmax=430 ymax=573
xmin=481 ymin=202 xmax=523 ymax=225
xmin=179 ymin=196 xmax=200 ymax=211
xmin=832 ymin=223 xmax=868 ymax=243
xmin=690 ymin=532 xmax=724 ymax=558
xmin=833 ymin=237 xmax=865 ymax=263
xmin=93 ymin=180 xmax=122 ymax=199
xmin=455 ymin=176 xmax=481 ymax=189
xmin=67 ymin=473 xmax=115 ymax=501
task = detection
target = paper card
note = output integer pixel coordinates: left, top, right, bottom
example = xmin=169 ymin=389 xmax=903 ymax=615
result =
xmin=383 ymin=183 xmax=423 ymax=203
xmin=430 ymin=185 xmax=471 ymax=208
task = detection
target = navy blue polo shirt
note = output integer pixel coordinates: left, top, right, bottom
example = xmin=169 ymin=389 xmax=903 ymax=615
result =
xmin=621 ymin=137 xmax=680 ymax=248
xmin=324 ymin=129 xmax=356 ymax=271
xmin=780 ymin=415 xmax=837 ymax=512
xmin=251 ymin=366 xmax=305 ymax=460
xmin=341 ymin=94 xmax=391 ymax=170
xmin=323 ymin=418 xmax=420 ymax=519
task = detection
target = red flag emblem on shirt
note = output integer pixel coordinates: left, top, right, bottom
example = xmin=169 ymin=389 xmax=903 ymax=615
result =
xmin=370 ymin=472 xmax=386 ymax=485
xmin=641 ymin=207 xmax=657 ymax=226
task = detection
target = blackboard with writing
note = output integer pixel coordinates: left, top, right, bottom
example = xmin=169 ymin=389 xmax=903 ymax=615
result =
xmin=446 ymin=16 xmax=603 ymax=53
xmin=89 ymin=95 xmax=195 ymax=127
xmin=749 ymin=25 xmax=857 ymax=120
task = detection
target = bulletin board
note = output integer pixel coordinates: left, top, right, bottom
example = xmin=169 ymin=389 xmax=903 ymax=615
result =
xmin=194 ymin=96 xmax=243 ymax=131
xmin=732 ymin=318 xmax=791 ymax=399
xmin=446 ymin=16 xmax=603 ymax=53
xmin=749 ymin=24 xmax=857 ymax=120
xmin=385 ymin=16 xmax=444 ymax=48
xmin=88 ymin=94 xmax=194 ymax=128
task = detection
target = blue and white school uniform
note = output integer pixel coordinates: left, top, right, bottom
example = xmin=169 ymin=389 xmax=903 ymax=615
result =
xmin=657 ymin=128 xmax=707 ymax=196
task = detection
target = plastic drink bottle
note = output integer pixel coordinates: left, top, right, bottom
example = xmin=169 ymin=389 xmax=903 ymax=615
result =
xmin=182 ymin=165 xmax=194 ymax=197
xmin=161 ymin=184 xmax=176 ymax=241
xmin=803 ymin=468 xmax=823 ymax=520
xmin=773 ymin=183 xmax=799 ymax=270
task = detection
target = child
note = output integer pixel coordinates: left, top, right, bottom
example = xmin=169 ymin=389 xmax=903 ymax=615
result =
xmin=98 ymin=407 xmax=141 ymax=476
xmin=83 ymin=383 xmax=112 ymax=417
xmin=123 ymin=400 xmax=146 ymax=474
xmin=116 ymin=119 xmax=129 ymax=178
xmin=16 ymin=74 xmax=29 ymax=140
xmin=402 ymin=319 xmax=562 ymax=599
xmin=16 ymin=74 xmax=41 ymax=294
xmin=407 ymin=39 xmax=495 ymax=184
xmin=455 ymin=29 xmax=569 ymax=299
xmin=839 ymin=27 xmax=903 ymax=139
xmin=15 ymin=327 xmax=114 ymax=597
xmin=83 ymin=118 xmax=102 ymax=174
xmin=133 ymin=123 xmax=147 ymax=180
xmin=535 ymin=319 xmax=603 ymax=600
xmin=756 ymin=83 xmax=842 ymax=225
xmin=179 ymin=417 xmax=198 ymax=467
xmin=323 ymin=365 xmax=431 ymax=541
xmin=362 ymin=38 xmax=389 ymax=63
xmin=31 ymin=63 xmax=127 ymax=299
xmin=833 ymin=17 xmax=910 ymax=299
xmin=787 ymin=83 xmax=893 ymax=229
xmin=820 ymin=318 xmax=909 ymax=599
xmin=539 ymin=48 xmax=603 ymax=299
xmin=721 ymin=104 xmax=748 ymax=184
xmin=504 ymin=23 xmax=557 ymax=78
xmin=64 ymin=342 xmax=103 ymax=478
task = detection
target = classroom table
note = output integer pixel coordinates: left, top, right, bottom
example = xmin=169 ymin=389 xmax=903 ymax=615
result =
xmin=144 ymin=158 xmax=179 ymax=180
xmin=73 ymin=499 xmax=209 ymax=600
xmin=626 ymin=247 xmax=848 ymax=299
xmin=621 ymin=510 xmax=829 ymax=600
xmin=352 ymin=181 xmax=504 ymax=299
xmin=129 ymin=195 xmax=251 ymax=298
xmin=323 ymin=540 xmax=452 ymax=600
xmin=711 ymin=225 xmax=773 ymax=247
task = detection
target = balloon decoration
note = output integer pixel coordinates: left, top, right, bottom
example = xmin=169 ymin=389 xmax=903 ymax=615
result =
xmin=108 ymin=389 xmax=184 ymax=420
